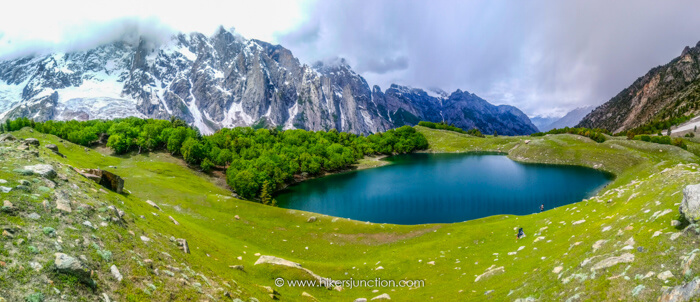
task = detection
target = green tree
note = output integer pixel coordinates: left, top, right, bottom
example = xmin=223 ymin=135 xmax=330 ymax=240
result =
xmin=260 ymin=180 xmax=273 ymax=205
xmin=231 ymin=170 xmax=259 ymax=199
xmin=106 ymin=134 xmax=132 ymax=154
xmin=200 ymin=158 xmax=214 ymax=172
xmin=181 ymin=137 xmax=205 ymax=165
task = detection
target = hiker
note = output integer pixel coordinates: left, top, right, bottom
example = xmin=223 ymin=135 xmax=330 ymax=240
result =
xmin=540 ymin=204 xmax=544 ymax=212
xmin=517 ymin=228 xmax=525 ymax=239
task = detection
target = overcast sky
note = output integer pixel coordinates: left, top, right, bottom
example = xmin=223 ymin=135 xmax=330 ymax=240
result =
xmin=1 ymin=0 xmax=699 ymax=117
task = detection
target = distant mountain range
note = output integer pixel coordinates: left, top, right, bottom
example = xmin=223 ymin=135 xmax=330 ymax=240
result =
xmin=0 ymin=27 xmax=537 ymax=135
xmin=530 ymin=106 xmax=594 ymax=132
xmin=578 ymin=41 xmax=700 ymax=133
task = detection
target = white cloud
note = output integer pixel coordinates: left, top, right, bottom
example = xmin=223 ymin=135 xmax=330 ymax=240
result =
xmin=0 ymin=0 xmax=307 ymax=59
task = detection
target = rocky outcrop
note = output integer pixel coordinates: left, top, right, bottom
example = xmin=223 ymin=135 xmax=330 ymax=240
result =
xmin=74 ymin=168 xmax=124 ymax=193
xmin=0 ymin=28 xmax=537 ymax=136
xmin=659 ymin=278 xmax=700 ymax=302
xmin=681 ymin=184 xmax=700 ymax=223
xmin=578 ymin=41 xmax=700 ymax=133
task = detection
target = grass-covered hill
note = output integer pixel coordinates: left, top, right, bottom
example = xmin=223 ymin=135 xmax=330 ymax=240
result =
xmin=1 ymin=125 xmax=700 ymax=301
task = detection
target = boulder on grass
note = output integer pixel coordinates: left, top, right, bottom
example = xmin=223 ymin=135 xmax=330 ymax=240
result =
xmin=681 ymin=184 xmax=700 ymax=223
xmin=54 ymin=253 xmax=95 ymax=288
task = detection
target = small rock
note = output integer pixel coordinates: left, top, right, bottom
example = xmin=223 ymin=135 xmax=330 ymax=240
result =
xmin=0 ymin=186 xmax=10 ymax=193
xmin=672 ymin=220 xmax=681 ymax=227
xmin=24 ymin=138 xmax=40 ymax=146
xmin=145 ymin=200 xmax=161 ymax=210
xmin=427 ymin=261 xmax=435 ymax=265
xmin=140 ymin=236 xmax=151 ymax=243
xmin=592 ymin=239 xmax=608 ymax=251
xmin=307 ymin=216 xmax=317 ymax=223
xmin=46 ymin=144 xmax=59 ymax=152
xmin=54 ymin=253 xmax=95 ymax=288
xmin=371 ymin=293 xmax=391 ymax=300
xmin=169 ymin=216 xmax=179 ymax=225
xmin=590 ymin=253 xmax=634 ymax=271
xmin=553 ymin=266 xmax=563 ymax=274
xmin=301 ymin=292 xmax=317 ymax=301
xmin=354 ymin=299 xmax=368 ymax=302
xmin=82 ymin=221 xmax=95 ymax=229
xmin=55 ymin=198 xmax=72 ymax=213
xmin=110 ymin=265 xmax=123 ymax=282
xmin=475 ymin=265 xmax=505 ymax=282
xmin=27 ymin=212 xmax=40 ymax=220
xmin=658 ymin=270 xmax=674 ymax=281
xmin=230 ymin=265 xmax=244 ymax=271
xmin=234 ymin=215 xmax=240 ymax=220
xmin=13 ymin=185 xmax=30 ymax=192
xmin=23 ymin=164 xmax=56 ymax=179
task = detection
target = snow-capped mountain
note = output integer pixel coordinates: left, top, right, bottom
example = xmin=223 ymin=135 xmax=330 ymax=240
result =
xmin=0 ymin=27 xmax=537 ymax=135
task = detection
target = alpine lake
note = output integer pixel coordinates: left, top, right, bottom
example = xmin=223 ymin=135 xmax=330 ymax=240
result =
xmin=275 ymin=153 xmax=613 ymax=225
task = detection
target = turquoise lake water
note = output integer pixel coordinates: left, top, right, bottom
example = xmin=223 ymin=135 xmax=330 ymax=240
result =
xmin=275 ymin=153 xmax=612 ymax=225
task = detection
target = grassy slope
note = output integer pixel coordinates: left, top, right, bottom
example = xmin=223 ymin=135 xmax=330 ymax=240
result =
xmin=2 ymin=126 xmax=700 ymax=301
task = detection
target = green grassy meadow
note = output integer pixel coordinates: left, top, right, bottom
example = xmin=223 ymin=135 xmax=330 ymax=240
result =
xmin=1 ymin=126 xmax=700 ymax=301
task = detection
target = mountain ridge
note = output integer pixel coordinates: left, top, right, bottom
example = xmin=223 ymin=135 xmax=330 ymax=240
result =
xmin=578 ymin=41 xmax=700 ymax=132
xmin=0 ymin=28 xmax=537 ymax=135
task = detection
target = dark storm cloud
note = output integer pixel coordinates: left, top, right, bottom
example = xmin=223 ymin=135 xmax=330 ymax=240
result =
xmin=277 ymin=0 xmax=700 ymax=117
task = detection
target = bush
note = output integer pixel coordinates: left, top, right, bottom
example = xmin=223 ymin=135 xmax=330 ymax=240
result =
xmin=200 ymin=158 xmax=214 ymax=172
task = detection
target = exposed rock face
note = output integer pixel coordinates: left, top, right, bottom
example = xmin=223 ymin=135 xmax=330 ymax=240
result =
xmin=75 ymin=168 xmax=124 ymax=193
xmin=659 ymin=277 xmax=700 ymax=302
xmin=681 ymin=184 xmax=700 ymax=223
xmin=0 ymin=28 xmax=536 ymax=135
xmin=578 ymin=41 xmax=700 ymax=133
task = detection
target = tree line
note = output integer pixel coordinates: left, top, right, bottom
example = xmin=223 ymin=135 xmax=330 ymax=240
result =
xmin=530 ymin=127 xmax=609 ymax=143
xmin=3 ymin=117 xmax=429 ymax=202
xmin=417 ymin=121 xmax=485 ymax=137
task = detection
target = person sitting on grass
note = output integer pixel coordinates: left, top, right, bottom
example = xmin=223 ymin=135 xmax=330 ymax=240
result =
xmin=517 ymin=228 xmax=525 ymax=240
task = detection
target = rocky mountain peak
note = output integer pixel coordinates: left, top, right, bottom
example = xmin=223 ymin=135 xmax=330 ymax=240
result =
xmin=0 ymin=30 xmax=537 ymax=135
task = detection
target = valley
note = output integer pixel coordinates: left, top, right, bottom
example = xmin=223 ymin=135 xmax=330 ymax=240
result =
xmin=1 ymin=125 xmax=699 ymax=301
